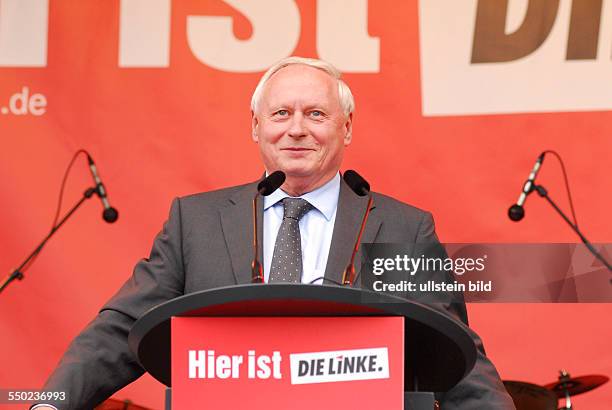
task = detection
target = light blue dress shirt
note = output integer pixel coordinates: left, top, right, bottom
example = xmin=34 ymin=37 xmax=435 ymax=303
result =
xmin=263 ymin=173 xmax=340 ymax=284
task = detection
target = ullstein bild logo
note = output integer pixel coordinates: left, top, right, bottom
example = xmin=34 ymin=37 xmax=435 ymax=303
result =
xmin=289 ymin=347 xmax=390 ymax=385
xmin=419 ymin=0 xmax=612 ymax=116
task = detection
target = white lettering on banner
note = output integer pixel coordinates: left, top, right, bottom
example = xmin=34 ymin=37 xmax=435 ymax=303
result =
xmin=1 ymin=1 xmax=380 ymax=72
xmin=119 ymin=0 xmax=171 ymax=67
xmin=317 ymin=0 xmax=380 ymax=72
xmin=1 ymin=86 xmax=47 ymax=116
xmin=0 ymin=0 xmax=48 ymax=67
xmin=187 ymin=0 xmax=300 ymax=72
xmin=188 ymin=350 xmax=282 ymax=379
xmin=419 ymin=0 xmax=612 ymax=116
xmin=289 ymin=347 xmax=389 ymax=385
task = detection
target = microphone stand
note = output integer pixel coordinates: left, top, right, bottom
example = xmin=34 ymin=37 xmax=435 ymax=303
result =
xmin=342 ymin=195 xmax=374 ymax=286
xmin=532 ymin=184 xmax=612 ymax=276
xmin=251 ymin=192 xmax=264 ymax=283
xmin=0 ymin=186 xmax=98 ymax=294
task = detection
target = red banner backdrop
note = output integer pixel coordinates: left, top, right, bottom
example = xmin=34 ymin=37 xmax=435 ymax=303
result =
xmin=1 ymin=1 xmax=610 ymax=408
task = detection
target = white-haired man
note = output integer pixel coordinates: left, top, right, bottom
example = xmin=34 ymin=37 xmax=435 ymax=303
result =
xmin=36 ymin=57 xmax=514 ymax=409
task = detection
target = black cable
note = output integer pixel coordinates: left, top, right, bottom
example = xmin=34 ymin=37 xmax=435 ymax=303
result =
xmin=535 ymin=151 xmax=611 ymax=276
xmin=542 ymin=150 xmax=578 ymax=227
xmin=1 ymin=187 xmax=97 ymax=294
xmin=308 ymin=277 xmax=344 ymax=286
xmin=51 ymin=149 xmax=90 ymax=228
xmin=534 ymin=185 xmax=612 ymax=273
xmin=309 ymin=272 xmax=364 ymax=286
xmin=19 ymin=149 xmax=90 ymax=273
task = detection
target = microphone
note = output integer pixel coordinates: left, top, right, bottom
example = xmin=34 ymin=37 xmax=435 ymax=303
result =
xmin=87 ymin=154 xmax=119 ymax=223
xmin=344 ymin=169 xmax=370 ymax=196
xmin=257 ymin=170 xmax=286 ymax=196
xmin=342 ymin=170 xmax=373 ymax=286
xmin=508 ymin=152 xmax=545 ymax=222
xmin=251 ymin=171 xmax=286 ymax=283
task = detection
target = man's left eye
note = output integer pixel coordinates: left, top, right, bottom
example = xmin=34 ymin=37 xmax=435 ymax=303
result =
xmin=310 ymin=110 xmax=323 ymax=117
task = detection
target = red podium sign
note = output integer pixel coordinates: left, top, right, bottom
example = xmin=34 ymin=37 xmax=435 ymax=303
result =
xmin=172 ymin=316 xmax=404 ymax=409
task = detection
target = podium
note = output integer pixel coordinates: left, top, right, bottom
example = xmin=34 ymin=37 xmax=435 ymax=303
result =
xmin=128 ymin=284 xmax=477 ymax=409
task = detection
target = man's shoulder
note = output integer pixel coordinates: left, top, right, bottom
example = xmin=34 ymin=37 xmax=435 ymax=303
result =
xmin=370 ymin=191 xmax=438 ymax=242
xmin=371 ymin=191 xmax=431 ymax=221
xmin=176 ymin=181 xmax=256 ymax=212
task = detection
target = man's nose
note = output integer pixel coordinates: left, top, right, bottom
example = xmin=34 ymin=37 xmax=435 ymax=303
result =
xmin=287 ymin=112 xmax=307 ymax=138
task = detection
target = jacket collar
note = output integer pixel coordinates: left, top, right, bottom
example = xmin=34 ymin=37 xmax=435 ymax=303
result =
xmin=323 ymin=178 xmax=381 ymax=286
xmin=220 ymin=176 xmax=382 ymax=286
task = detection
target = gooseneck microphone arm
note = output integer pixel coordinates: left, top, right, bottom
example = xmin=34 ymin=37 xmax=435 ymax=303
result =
xmin=342 ymin=195 xmax=373 ymax=286
xmin=342 ymin=170 xmax=373 ymax=286
xmin=532 ymin=184 xmax=612 ymax=273
xmin=251 ymin=192 xmax=264 ymax=283
xmin=251 ymin=171 xmax=286 ymax=283
xmin=0 ymin=187 xmax=97 ymax=294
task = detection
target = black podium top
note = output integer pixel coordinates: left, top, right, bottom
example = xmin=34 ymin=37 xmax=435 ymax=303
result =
xmin=128 ymin=283 xmax=476 ymax=392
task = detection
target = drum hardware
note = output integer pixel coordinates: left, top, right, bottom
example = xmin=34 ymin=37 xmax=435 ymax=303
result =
xmin=544 ymin=370 xmax=609 ymax=410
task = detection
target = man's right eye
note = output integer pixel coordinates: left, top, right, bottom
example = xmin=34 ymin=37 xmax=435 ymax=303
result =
xmin=275 ymin=110 xmax=289 ymax=116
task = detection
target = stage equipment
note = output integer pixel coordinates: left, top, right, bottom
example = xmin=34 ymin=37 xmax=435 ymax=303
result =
xmin=341 ymin=170 xmax=373 ymax=286
xmin=545 ymin=370 xmax=609 ymax=410
xmin=250 ymin=171 xmax=285 ymax=283
xmin=95 ymin=398 xmax=151 ymax=410
xmin=0 ymin=150 xmax=118 ymax=294
xmin=503 ymin=380 xmax=557 ymax=410
xmin=508 ymin=151 xmax=612 ymax=277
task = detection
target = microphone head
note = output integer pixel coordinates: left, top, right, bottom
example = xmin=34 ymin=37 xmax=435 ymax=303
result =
xmin=258 ymin=171 xmax=286 ymax=196
xmin=103 ymin=207 xmax=119 ymax=223
xmin=508 ymin=204 xmax=524 ymax=222
xmin=343 ymin=170 xmax=370 ymax=196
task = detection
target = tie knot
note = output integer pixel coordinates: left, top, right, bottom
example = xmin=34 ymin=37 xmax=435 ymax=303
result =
xmin=282 ymin=198 xmax=313 ymax=221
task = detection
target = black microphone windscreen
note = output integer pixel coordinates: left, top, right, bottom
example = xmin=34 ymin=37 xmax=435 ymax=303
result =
xmin=508 ymin=204 xmax=524 ymax=222
xmin=343 ymin=170 xmax=370 ymax=196
xmin=103 ymin=207 xmax=119 ymax=223
xmin=258 ymin=171 xmax=286 ymax=196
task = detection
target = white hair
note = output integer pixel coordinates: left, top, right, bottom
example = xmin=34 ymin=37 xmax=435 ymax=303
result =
xmin=251 ymin=56 xmax=355 ymax=117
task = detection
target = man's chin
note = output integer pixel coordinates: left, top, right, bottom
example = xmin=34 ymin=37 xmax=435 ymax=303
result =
xmin=277 ymin=162 xmax=317 ymax=178
xmin=281 ymin=168 xmax=315 ymax=179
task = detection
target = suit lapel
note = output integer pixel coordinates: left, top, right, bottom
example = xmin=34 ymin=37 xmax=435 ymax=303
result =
xmin=324 ymin=179 xmax=382 ymax=285
xmin=220 ymin=181 xmax=264 ymax=285
xmin=220 ymin=177 xmax=382 ymax=286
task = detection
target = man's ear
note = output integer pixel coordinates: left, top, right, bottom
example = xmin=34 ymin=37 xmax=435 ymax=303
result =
xmin=343 ymin=112 xmax=353 ymax=146
xmin=251 ymin=110 xmax=259 ymax=143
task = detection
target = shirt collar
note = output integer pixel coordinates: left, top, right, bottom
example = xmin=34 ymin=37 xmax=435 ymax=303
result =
xmin=263 ymin=173 xmax=340 ymax=221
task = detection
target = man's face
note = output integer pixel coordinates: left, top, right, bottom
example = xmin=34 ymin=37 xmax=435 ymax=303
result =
xmin=252 ymin=64 xmax=352 ymax=189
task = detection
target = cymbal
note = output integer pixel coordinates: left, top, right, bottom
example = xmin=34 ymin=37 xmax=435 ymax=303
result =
xmin=503 ymin=381 xmax=558 ymax=410
xmin=95 ymin=398 xmax=152 ymax=410
xmin=544 ymin=374 xmax=609 ymax=398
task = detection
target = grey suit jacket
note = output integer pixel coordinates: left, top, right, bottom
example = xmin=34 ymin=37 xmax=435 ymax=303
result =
xmin=43 ymin=179 xmax=515 ymax=409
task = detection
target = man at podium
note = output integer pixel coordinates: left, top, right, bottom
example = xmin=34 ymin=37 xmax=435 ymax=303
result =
xmin=35 ymin=57 xmax=514 ymax=409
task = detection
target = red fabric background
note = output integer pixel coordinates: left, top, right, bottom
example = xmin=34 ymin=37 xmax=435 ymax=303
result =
xmin=1 ymin=1 xmax=610 ymax=408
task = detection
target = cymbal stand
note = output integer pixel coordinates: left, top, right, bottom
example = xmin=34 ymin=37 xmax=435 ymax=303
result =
xmin=558 ymin=370 xmax=572 ymax=410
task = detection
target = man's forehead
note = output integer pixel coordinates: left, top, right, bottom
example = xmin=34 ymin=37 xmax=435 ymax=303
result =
xmin=261 ymin=64 xmax=339 ymax=106
xmin=269 ymin=63 xmax=333 ymax=80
